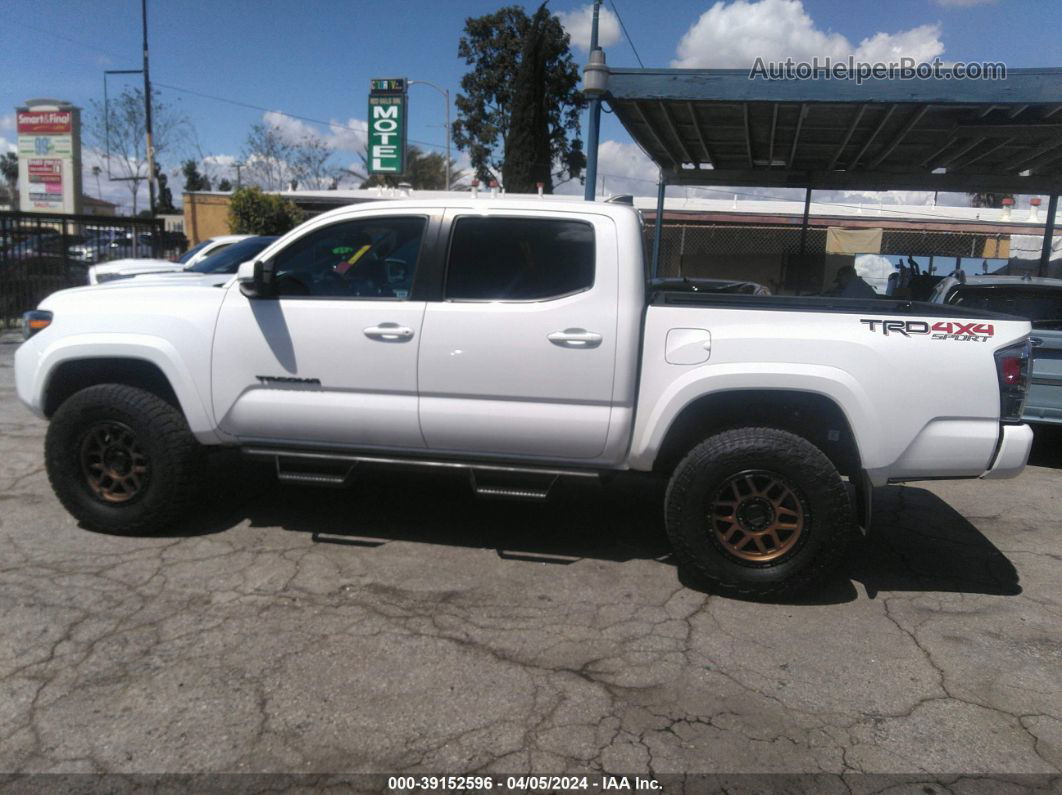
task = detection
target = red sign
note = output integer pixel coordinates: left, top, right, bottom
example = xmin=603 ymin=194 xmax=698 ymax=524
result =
xmin=17 ymin=110 xmax=72 ymax=134
xmin=28 ymin=159 xmax=62 ymax=182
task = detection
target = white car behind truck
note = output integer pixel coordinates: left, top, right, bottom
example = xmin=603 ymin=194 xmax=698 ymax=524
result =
xmin=86 ymin=234 xmax=251 ymax=284
xmin=15 ymin=198 xmax=1035 ymax=596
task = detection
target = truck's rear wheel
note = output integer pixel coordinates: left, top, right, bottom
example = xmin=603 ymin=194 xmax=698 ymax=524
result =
xmin=45 ymin=384 xmax=203 ymax=535
xmin=664 ymin=427 xmax=854 ymax=597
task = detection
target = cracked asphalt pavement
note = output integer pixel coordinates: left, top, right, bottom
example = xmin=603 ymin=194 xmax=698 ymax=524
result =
xmin=1 ymin=335 xmax=1060 ymax=779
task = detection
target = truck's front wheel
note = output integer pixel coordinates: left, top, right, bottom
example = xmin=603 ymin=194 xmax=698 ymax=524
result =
xmin=664 ymin=427 xmax=854 ymax=597
xmin=45 ymin=384 xmax=203 ymax=534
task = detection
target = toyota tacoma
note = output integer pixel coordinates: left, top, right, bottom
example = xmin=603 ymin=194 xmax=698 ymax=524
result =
xmin=15 ymin=198 xmax=1034 ymax=596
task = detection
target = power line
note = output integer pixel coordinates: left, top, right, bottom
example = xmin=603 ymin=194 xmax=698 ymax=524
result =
xmin=151 ymin=82 xmax=449 ymax=154
xmin=608 ymin=0 xmax=644 ymax=68
xmin=8 ymin=20 xmax=447 ymax=154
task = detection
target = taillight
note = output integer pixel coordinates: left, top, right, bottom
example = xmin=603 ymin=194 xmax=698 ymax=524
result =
xmin=1001 ymin=357 xmax=1021 ymax=385
xmin=994 ymin=340 xmax=1032 ymax=422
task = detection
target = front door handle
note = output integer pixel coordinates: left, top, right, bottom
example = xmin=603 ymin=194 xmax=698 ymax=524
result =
xmin=548 ymin=328 xmax=602 ymax=348
xmin=364 ymin=323 xmax=415 ymax=341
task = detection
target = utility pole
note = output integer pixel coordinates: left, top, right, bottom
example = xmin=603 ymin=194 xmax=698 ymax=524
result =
xmin=142 ymin=0 xmax=156 ymax=218
xmin=234 ymin=162 xmax=243 ymax=189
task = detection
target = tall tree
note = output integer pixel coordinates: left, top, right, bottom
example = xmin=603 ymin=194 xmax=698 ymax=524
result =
xmin=358 ymin=146 xmax=463 ymax=190
xmin=242 ymin=122 xmax=294 ymax=191
xmin=155 ymin=165 xmax=176 ymax=213
xmin=216 ymin=178 xmax=233 ymax=192
xmin=181 ymin=159 xmax=212 ymax=192
xmin=503 ymin=4 xmax=553 ymax=193
xmin=453 ymin=4 xmax=586 ymax=191
xmin=242 ymin=119 xmax=338 ymax=191
xmin=86 ymin=87 xmax=190 ymax=214
xmin=0 ymin=152 xmax=17 ymax=204
xmin=291 ymin=134 xmax=336 ymax=190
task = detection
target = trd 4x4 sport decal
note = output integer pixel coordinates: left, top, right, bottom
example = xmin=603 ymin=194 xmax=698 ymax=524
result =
xmin=860 ymin=319 xmax=995 ymax=342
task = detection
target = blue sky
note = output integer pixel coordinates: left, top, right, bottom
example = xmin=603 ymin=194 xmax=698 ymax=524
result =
xmin=3 ymin=0 xmax=1060 ymax=209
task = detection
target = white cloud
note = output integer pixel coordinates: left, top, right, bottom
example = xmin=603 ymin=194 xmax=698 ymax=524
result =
xmin=1 ymin=135 xmax=15 ymax=154
xmin=261 ymin=111 xmax=367 ymax=154
xmin=671 ymin=0 xmax=944 ymax=68
xmin=325 ymin=118 xmax=368 ymax=153
xmin=557 ymin=4 xmax=622 ymax=52
xmin=553 ymin=139 xmax=658 ymax=197
xmin=854 ymin=25 xmax=944 ymax=64
xmin=0 ymin=114 xmax=15 ymax=132
xmin=854 ymin=253 xmax=896 ymax=293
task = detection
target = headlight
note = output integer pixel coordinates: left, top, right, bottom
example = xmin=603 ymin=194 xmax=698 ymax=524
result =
xmin=22 ymin=310 xmax=53 ymax=339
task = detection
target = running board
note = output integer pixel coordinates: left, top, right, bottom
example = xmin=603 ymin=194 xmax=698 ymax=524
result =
xmin=245 ymin=446 xmax=600 ymax=487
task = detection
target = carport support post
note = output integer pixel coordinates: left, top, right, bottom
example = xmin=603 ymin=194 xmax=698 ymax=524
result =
xmin=583 ymin=0 xmax=604 ymax=202
xmin=798 ymin=187 xmax=812 ymax=255
xmin=652 ymin=176 xmax=666 ymax=279
xmin=1038 ymin=193 xmax=1058 ymax=277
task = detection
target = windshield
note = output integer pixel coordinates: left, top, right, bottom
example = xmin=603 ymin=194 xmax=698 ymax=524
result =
xmin=948 ymin=285 xmax=1062 ymax=323
xmin=177 ymin=239 xmax=214 ymax=264
xmin=186 ymin=236 xmax=278 ymax=274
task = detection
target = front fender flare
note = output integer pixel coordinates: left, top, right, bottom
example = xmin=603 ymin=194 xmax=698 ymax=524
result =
xmin=32 ymin=333 xmax=224 ymax=444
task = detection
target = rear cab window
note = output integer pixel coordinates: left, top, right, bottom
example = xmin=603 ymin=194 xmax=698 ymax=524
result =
xmin=948 ymin=285 xmax=1062 ymax=327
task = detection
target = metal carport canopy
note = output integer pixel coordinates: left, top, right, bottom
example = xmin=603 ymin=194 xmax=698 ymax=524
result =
xmin=604 ymin=68 xmax=1062 ymax=194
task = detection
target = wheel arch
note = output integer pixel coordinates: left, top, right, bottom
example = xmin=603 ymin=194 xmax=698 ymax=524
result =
xmin=651 ymin=388 xmax=863 ymax=478
xmin=44 ymin=357 xmax=179 ymax=417
xmin=35 ymin=336 xmax=220 ymax=441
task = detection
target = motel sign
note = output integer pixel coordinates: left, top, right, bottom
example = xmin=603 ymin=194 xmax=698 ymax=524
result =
xmin=368 ymin=78 xmax=407 ymax=175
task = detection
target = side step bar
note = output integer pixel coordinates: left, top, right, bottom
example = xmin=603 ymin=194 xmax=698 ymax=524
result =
xmin=245 ymin=446 xmax=600 ymax=500
xmin=469 ymin=471 xmax=557 ymax=501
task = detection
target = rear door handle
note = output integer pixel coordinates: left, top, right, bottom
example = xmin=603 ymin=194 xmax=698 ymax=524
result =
xmin=364 ymin=323 xmax=415 ymax=341
xmin=548 ymin=328 xmax=602 ymax=348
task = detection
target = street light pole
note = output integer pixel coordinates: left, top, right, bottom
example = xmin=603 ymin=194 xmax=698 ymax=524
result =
xmin=141 ymin=0 xmax=156 ymax=217
xmin=409 ymin=80 xmax=451 ymax=190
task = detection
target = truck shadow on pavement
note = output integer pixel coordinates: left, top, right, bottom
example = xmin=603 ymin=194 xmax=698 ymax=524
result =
xmin=180 ymin=451 xmax=1021 ymax=606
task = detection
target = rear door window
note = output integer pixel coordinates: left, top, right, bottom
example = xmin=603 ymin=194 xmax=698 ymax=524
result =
xmin=445 ymin=217 xmax=595 ymax=301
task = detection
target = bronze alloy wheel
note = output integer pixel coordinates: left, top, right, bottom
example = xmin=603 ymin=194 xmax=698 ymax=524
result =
xmin=709 ymin=469 xmax=806 ymax=563
xmin=79 ymin=421 xmax=149 ymax=504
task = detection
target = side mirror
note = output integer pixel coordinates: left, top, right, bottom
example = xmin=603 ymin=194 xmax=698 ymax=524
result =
xmin=238 ymin=259 xmax=276 ymax=298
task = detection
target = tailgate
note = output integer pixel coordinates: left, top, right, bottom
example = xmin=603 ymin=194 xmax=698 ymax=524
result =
xmin=1027 ymin=329 xmax=1062 ymax=422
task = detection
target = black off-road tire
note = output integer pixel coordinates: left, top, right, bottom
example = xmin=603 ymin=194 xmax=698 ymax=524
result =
xmin=665 ymin=427 xmax=855 ymax=598
xmin=45 ymin=384 xmax=204 ymax=535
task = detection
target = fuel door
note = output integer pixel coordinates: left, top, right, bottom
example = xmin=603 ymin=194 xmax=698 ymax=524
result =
xmin=666 ymin=328 xmax=712 ymax=365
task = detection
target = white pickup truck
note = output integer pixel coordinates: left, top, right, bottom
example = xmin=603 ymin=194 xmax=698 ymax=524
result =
xmin=14 ymin=198 xmax=1035 ymax=596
